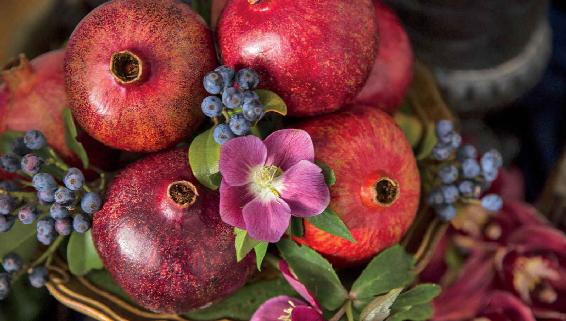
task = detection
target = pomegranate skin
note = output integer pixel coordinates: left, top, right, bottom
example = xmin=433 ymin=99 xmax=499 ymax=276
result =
xmin=353 ymin=1 xmax=414 ymax=114
xmin=217 ymin=0 xmax=378 ymax=117
xmin=294 ymin=106 xmax=420 ymax=267
xmin=92 ymin=149 xmax=255 ymax=313
xmin=65 ymin=0 xmax=216 ymax=152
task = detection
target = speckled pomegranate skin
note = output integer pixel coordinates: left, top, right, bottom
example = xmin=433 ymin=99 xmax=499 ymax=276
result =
xmin=92 ymin=149 xmax=255 ymax=313
xmin=65 ymin=0 xmax=216 ymax=152
xmin=217 ymin=0 xmax=379 ymax=117
xmin=353 ymin=1 xmax=414 ymax=113
xmin=294 ymin=107 xmax=420 ymax=267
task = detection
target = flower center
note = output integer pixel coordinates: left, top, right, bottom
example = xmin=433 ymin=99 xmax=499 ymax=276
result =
xmin=278 ymin=300 xmax=296 ymax=321
xmin=513 ymin=256 xmax=559 ymax=303
xmin=250 ymin=165 xmax=283 ymax=200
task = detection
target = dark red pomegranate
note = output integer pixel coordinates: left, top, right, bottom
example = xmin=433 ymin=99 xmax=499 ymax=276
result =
xmin=353 ymin=1 xmax=414 ymax=113
xmin=65 ymin=0 xmax=216 ymax=152
xmin=217 ymin=0 xmax=378 ymax=117
xmin=92 ymin=148 xmax=255 ymax=313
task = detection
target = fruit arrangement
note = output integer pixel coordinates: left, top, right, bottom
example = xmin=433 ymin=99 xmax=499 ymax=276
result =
xmin=2 ymin=1 xmax=563 ymax=321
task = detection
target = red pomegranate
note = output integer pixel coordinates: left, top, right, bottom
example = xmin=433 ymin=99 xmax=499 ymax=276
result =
xmin=92 ymin=148 xmax=255 ymax=313
xmin=65 ymin=0 xmax=216 ymax=152
xmin=294 ymin=106 xmax=420 ymax=267
xmin=217 ymin=0 xmax=378 ymax=117
xmin=353 ymin=1 xmax=414 ymax=113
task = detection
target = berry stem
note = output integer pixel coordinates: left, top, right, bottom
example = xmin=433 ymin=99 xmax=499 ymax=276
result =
xmin=328 ymin=303 xmax=347 ymax=321
xmin=31 ymin=235 xmax=65 ymax=268
xmin=46 ymin=147 xmax=69 ymax=171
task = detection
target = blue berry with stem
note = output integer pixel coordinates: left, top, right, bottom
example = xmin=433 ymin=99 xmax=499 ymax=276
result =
xmin=436 ymin=120 xmax=454 ymax=139
xmin=427 ymin=189 xmax=444 ymax=206
xmin=242 ymin=99 xmax=264 ymax=122
xmin=432 ymin=144 xmax=453 ymax=161
xmin=481 ymin=194 xmax=503 ymax=212
xmin=457 ymin=144 xmax=477 ymax=161
xmin=0 ymin=195 xmax=15 ymax=215
xmin=236 ymin=68 xmax=260 ymax=90
xmin=462 ymin=158 xmax=481 ymax=178
xmin=73 ymin=214 xmax=91 ymax=233
xmin=23 ymin=130 xmax=46 ymax=150
xmin=203 ymin=71 xmax=224 ymax=95
xmin=20 ymin=154 xmax=44 ymax=176
xmin=201 ymin=96 xmax=224 ymax=118
xmin=32 ymin=173 xmax=57 ymax=192
xmin=229 ymin=114 xmax=251 ymax=136
xmin=441 ymin=185 xmax=459 ymax=204
xmin=2 ymin=253 xmax=22 ymax=273
xmin=0 ymin=215 xmax=15 ymax=232
xmin=214 ymin=65 xmax=235 ymax=88
xmin=28 ymin=266 xmax=48 ymax=288
xmin=18 ymin=205 xmax=39 ymax=224
xmin=436 ymin=204 xmax=457 ymax=221
xmin=222 ymin=87 xmax=243 ymax=109
xmin=243 ymin=90 xmax=259 ymax=104
xmin=37 ymin=189 xmax=55 ymax=204
xmin=36 ymin=218 xmax=56 ymax=245
xmin=0 ymin=273 xmax=10 ymax=300
xmin=11 ymin=137 xmax=30 ymax=156
xmin=81 ymin=192 xmax=102 ymax=214
xmin=213 ymin=124 xmax=235 ymax=145
xmin=49 ymin=203 xmax=69 ymax=219
xmin=438 ymin=164 xmax=458 ymax=184
xmin=0 ymin=155 xmax=20 ymax=173
xmin=63 ymin=168 xmax=85 ymax=191
xmin=0 ymin=181 xmax=18 ymax=192
xmin=55 ymin=218 xmax=72 ymax=236
xmin=458 ymin=180 xmax=479 ymax=198
xmin=54 ymin=187 xmax=75 ymax=206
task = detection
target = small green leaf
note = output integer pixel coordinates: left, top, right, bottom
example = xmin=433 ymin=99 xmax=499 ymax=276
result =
xmin=0 ymin=131 xmax=22 ymax=154
xmin=256 ymin=89 xmax=287 ymax=116
xmin=277 ymin=239 xmax=348 ymax=310
xmin=351 ymin=245 xmax=414 ymax=301
xmin=254 ymin=242 xmax=269 ymax=271
xmin=394 ymin=112 xmax=424 ymax=148
xmin=391 ymin=284 xmax=441 ymax=310
xmin=388 ymin=303 xmax=434 ymax=321
xmin=235 ymin=228 xmax=260 ymax=262
xmin=188 ymin=128 xmax=221 ymax=190
xmin=289 ymin=217 xmax=304 ymax=237
xmin=359 ymin=288 xmax=403 ymax=321
xmin=307 ymin=207 xmax=355 ymax=243
xmin=0 ymin=221 xmax=37 ymax=259
xmin=416 ymin=123 xmax=437 ymax=160
xmin=316 ymin=160 xmax=336 ymax=186
xmin=63 ymin=108 xmax=89 ymax=168
xmin=184 ymin=277 xmax=296 ymax=321
xmin=191 ymin=0 xmax=212 ymax=25
xmin=67 ymin=231 xmax=104 ymax=276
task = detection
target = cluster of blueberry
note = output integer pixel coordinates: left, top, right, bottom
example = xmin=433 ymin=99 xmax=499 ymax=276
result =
xmin=427 ymin=120 xmax=504 ymax=221
xmin=0 ymin=253 xmax=48 ymax=300
xmin=202 ymin=66 xmax=265 ymax=145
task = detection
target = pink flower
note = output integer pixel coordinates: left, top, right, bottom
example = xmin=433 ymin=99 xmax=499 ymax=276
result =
xmin=251 ymin=261 xmax=324 ymax=321
xmin=219 ymin=129 xmax=330 ymax=242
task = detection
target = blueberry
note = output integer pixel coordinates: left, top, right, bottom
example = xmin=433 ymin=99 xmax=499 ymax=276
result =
xmin=0 ymin=273 xmax=10 ymax=300
xmin=81 ymin=192 xmax=102 ymax=214
xmin=242 ymin=91 xmax=260 ymax=104
xmin=37 ymin=189 xmax=55 ymax=204
xmin=481 ymin=150 xmax=503 ymax=172
xmin=11 ymin=137 xmax=31 ymax=156
xmin=28 ymin=266 xmax=48 ymax=288
xmin=73 ymin=214 xmax=91 ymax=233
xmin=483 ymin=168 xmax=499 ymax=183
xmin=18 ymin=205 xmax=39 ymax=224
xmin=481 ymin=194 xmax=503 ymax=212
xmin=0 ymin=155 xmax=20 ymax=173
xmin=242 ymin=99 xmax=264 ymax=122
xmin=54 ymin=187 xmax=75 ymax=206
xmin=436 ymin=120 xmax=454 ymax=140
xmin=450 ymin=133 xmax=462 ymax=149
xmin=36 ymin=218 xmax=56 ymax=245
xmin=458 ymin=180 xmax=480 ymax=198
xmin=441 ymin=185 xmax=459 ymax=204
xmin=0 ymin=195 xmax=15 ymax=215
xmin=2 ymin=253 xmax=22 ymax=273
xmin=49 ymin=203 xmax=69 ymax=219
xmin=436 ymin=204 xmax=457 ymax=221
xmin=32 ymin=173 xmax=57 ymax=192
xmin=236 ymin=68 xmax=260 ymax=90
xmin=203 ymin=71 xmax=224 ymax=95
xmin=222 ymin=87 xmax=244 ymax=109
xmin=229 ymin=114 xmax=251 ymax=136
xmin=0 ymin=215 xmax=15 ymax=232
xmin=432 ymin=144 xmax=453 ymax=161
xmin=20 ymin=154 xmax=44 ymax=176
xmin=213 ymin=124 xmax=235 ymax=145
xmin=201 ymin=96 xmax=224 ymax=118
xmin=0 ymin=181 xmax=18 ymax=192
xmin=23 ymin=130 xmax=46 ymax=150
xmin=426 ymin=189 xmax=444 ymax=206
xmin=214 ymin=65 xmax=235 ymax=88
xmin=457 ymin=144 xmax=477 ymax=161
xmin=438 ymin=164 xmax=458 ymax=184
xmin=63 ymin=168 xmax=85 ymax=191
xmin=461 ymin=158 xmax=481 ymax=178
xmin=55 ymin=218 xmax=72 ymax=236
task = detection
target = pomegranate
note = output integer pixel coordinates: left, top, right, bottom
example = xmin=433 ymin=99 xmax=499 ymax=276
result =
xmin=65 ymin=0 xmax=216 ymax=152
xmin=217 ymin=0 xmax=378 ymax=117
xmin=92 ymin=148 xmax=255 ymax=313
xmin=294 ymin=106 xmax=420 ymax=267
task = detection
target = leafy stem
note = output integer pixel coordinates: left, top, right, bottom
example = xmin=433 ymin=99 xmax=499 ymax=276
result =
xmin=10 ymin=236 xmax=65 ymax=281
xmin=46 ymin=147 xmax=69 ymax=171
xmin=328 ymin=302 xmax=348 ymax=321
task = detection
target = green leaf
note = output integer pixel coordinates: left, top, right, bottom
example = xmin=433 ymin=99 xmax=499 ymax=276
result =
xmin=254 ymin=242 xmax=268 ymax=271
xmin=393 ymin=112 xmax=424 ymax=148
xmin=277 ymin=239 xmax=348 ymax=310
xmin=388 ymin=303 xmax=434 ymax=321
xmin=256 ymin=89 xmax=287 ymax=116
xmin=289 ymin=217 xmax=304 ymax=237
xmin=63 ymin=108 xmax=89 ymax=168
xmin=0 ymin=131 xmax=22 ymax=154
xmin=184 ymin=277 xmax=296 ymax=321
xmin=391 ymin=284 xmax=441 ymax=310
xmin=351 ymin=245 xmax=414 ymax=301
xmin=0 ymin=221 xmax=37 ymax=259
xmin=307 ymin=207 xmax=355 ymax=243
xmin=415 ymin=123 xmax=437 ymax=160
xmin=191 ymin=0 xmax=212 ymax=25
xmin=235 ymin=228 xmax=260 ymax=262
xmin=359 ymin=288 xmax=403 ymax=321
xmin=188 ymin=128 xmax=221 ymax=190
xmin=67 ymin=231 xmax=104 ymax=276
xmin=316 ymin=160 xmax=336 ymax=186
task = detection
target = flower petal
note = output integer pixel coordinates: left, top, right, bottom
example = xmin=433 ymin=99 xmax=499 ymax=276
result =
xmin=219 ymin=181 xmax=252 ymax=229
xmin=264 ymin=129 xmax=315 ymax=170
xmin=243 ymin=197 xmax=291 ymax=243
xmin=280 ymin=261 xmax=321 ymax=311
xmin=279 ymin=160 xmax=330 ymax=218
xmin=291 ymin=306 xmax=325 ymax=321
xmin=220 ymin=135 xmax=267 ymax=186
xmin=251 ymin=296 xmax=307 ymax=321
